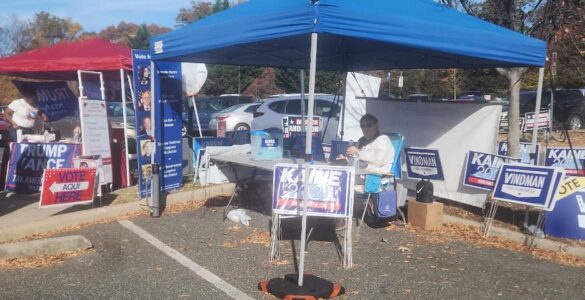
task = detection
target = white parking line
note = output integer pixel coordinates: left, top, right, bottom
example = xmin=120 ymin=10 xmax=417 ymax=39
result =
xmin=118 ymin=220 xmax=254 ymax=300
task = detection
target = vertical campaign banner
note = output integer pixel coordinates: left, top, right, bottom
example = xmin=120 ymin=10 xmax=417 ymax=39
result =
xmin=153 ymin=61 xmax=183 ymax=192
xmin=493 ymin=164 xmax=564 ymax=210
xmin=132 ymin=49 xmax=154 ymax=198
xmin=463 ymin=151 xmax=518 ymax=191
xmin=405 ymin=147 xmax=444 ymax=180
xmin=272 ymin=164 xmax=354 ymax=218
xmin=80 ymin=99 xmax=113 ymax=184
xmin=497 ymin=142 xmax=539 ymax=165
xmin=39 ymin=168 xmax=97 ymax=208
xmin=12 ymin=80 xmax=77 ymax=121
xmin=544 ymin=147 xmax=585 ymax=176
xmin=5 ymin=143 xmax=81 ymax=193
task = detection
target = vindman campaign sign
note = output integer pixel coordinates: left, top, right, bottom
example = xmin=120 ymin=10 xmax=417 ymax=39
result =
xmin=463 ymin=151 xmax=519 ymax=191
xmin=544 ymin=147 xmax=585 ymax=176
xmin=272 ymin=164 xmax=354 ymax=218
xmin=40 ymin=168 xmax=97 ymax=208
xmin=405 ymin=147 xmax=444 ymax=180
xmin=497 ymin=142 xmax=539 ymax=165
xmin=5 ymin=143 xmax=81 ymax=193
xmin=493 ymin=164 xmax=564 ymax=210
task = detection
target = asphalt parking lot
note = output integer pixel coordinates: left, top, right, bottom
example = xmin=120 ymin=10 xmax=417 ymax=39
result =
xmin=0 ymin=200 xmax=584 ymax=300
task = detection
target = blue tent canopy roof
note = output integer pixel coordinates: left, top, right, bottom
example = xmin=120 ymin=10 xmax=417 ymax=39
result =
xmin=150 ymin=0 xmax=546 ymax=70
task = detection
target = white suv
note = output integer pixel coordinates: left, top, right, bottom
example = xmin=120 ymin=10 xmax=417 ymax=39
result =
xmin=251 ymin=94 xmax=341 ymax=143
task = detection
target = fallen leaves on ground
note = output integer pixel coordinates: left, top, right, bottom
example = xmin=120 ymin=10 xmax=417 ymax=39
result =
xmin=241 ymin=228 xmax=271 ymax=247
xmin=0 ymin=249 xmax=94 ymax=269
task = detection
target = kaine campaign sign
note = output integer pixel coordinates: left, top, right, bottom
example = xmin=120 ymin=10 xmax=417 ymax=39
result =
xmin=5 ymin=143 xmax=81 ymax=193
xmin=493 ymin=164 xmax=564 ymax=210
xmin=544 ymin=147 xmax=585 ymax=176
xmin=464 ymin=151 xmax=518 ymax=191
xmin=40 ymin=168 xmax=97 ymax=208
xmin=497 ymin=142 xmax=539 ymax=165
xmin=272 ymin=164 xmax=354 ymax=218
xmin=405 ymin=147 xmax=444 ymax=180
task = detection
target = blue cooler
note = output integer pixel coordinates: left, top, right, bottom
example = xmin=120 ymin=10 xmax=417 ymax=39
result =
xmin=251 ymin=129 xmax=283 ymax=161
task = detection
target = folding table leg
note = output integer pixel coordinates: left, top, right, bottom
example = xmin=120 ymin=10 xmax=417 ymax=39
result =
xmin=357 ymin=194 xmax=372 ymax=233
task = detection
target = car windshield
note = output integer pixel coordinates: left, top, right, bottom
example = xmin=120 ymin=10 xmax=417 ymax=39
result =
xmin=196 ymin=100 xmax=226 ymax=112
xmin=107 ymin=102 xmax=135 ymax=117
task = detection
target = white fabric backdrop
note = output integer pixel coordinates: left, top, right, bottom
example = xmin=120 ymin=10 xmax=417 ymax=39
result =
xmin=343 ymin=100 xmax=502 ymax=208
xmin=339 ymin=73 xmax=381 ymax=141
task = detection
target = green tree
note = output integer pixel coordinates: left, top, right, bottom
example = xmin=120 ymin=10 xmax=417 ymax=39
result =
xmin=29 ymin=11 xmax=82 ymax=48
xmin=274 ymin=69 xmax=344 ymax=95
xmin=128 ymin=24 xmax=151 ymax=50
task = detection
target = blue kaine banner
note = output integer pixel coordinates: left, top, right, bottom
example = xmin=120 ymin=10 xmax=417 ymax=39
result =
xmin=493 ymin=164 xmax=564 ymax=210
xmin=544 ymin=147 xmax=585 ymax=176
xmin=464 ymin=151 xmax=519 ymax=191
xmin=5 ymin=143 xmax=81 ymax=193
xmin=497 ymin=142 xmax=539 ymax=165
xmin=405 ymin=147 xmax=444 ymax=180
xmin=12 ymin=80 xmax=77 ymax=121
xmin=272 ymin=164 xmax=354 ymax=218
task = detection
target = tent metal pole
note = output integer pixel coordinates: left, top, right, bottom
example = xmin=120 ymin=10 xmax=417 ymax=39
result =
xmin=340 ymin=75 xmax=347 ymax=140
xmin=120 ymin=69 xmax=131 ymax=187
xmin=191 ymin=96 xmax=203 ymax=138
xmin=526 ymin=67 xmax=545 ymax=228
xmin=300 ymin=70 xmax=306 ymax=133
xmin=150 ymin=61 xmax=160 ymax=217
xmin=299 ymin=32 xmax=318 ymax=287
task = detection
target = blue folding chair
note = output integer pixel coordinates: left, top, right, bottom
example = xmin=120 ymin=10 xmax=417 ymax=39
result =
xmin=357 ymin=132 xmax=406 ymax=230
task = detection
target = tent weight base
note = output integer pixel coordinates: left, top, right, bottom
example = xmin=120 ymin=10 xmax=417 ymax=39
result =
xmin=258 ymin=273 xmax=345 ymax=299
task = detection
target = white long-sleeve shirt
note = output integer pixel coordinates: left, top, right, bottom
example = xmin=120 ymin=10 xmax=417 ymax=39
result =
xmin=358 ymin=134 xmax=395 ymax=174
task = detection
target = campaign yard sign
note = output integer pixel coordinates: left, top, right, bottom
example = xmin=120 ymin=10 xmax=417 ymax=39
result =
xmin=544 ymin=147 xmax=585 ymax=176
xmin=282 ymin=116 xmax=321 ymax=139
xmin=405 ymin=147 xmax=444 ymax=180
xmin=272 ymin=164 xmax=354 ymax=218
xmin=5 ymin=143 xmax=81 ymax=193
xmin=546 ymin=179 xmax=585 ymax=240
xmin=523 ymin=110 xmax=551 ymax=132
xmin=464 ymin=151 xmax=519 ymax=191
xmin=40 ymin=168 xmax=97 ymax=208
xmin=497 ymin=142 xmax=539 ymax=165
xmin=493 ymin=164 xmax=564 ymax=210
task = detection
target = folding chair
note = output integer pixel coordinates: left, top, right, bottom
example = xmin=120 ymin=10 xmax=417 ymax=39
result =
xmin=357 ymin=132 xmax=406 ymax=229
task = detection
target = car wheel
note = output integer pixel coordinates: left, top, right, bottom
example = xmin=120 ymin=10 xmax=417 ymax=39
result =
xmin=234 ymin=123 xmax=250 ymax=131
xmin=566 ymin=113 xmax=583 ymax=130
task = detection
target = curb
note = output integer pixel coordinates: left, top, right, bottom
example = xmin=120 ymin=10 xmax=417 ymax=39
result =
xmin=0 ymin=183 xmax=235 ymax=243
xmin=443 ymin=214 xmax=585 ymax=260
xmin=0 ymin=235 xmax=92 ymax=260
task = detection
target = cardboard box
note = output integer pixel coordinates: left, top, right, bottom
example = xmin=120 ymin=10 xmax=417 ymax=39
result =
xmin=407 ymin=201 xmax=444 ymax=230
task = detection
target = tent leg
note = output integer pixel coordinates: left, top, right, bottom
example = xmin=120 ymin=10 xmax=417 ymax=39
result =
xmin=299 ymin=32 xmax=318 ymax=287
xmin=120 ymin=69 xmax=131 ymax=187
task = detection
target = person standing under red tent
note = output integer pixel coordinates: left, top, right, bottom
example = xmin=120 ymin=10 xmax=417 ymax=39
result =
xmin=4 ymin=83 xmax=48 ymax=142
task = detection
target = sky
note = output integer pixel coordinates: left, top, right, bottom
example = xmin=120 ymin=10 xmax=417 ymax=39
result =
xmin=0 ymin=0 xmax=195 ymax=32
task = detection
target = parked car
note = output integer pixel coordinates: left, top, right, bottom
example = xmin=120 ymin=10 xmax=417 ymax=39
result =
xmin=501 ymin=89 xmax=585 ymax=130
xmin=182 ymin=97 xmax=226 ymax=136
xmin=215 ymin=94 xmax=255 ymax=108
xmin=407 ymin=94 xmax=431 ymax=102
xmin=457 ymin=91 xmax=487 ymax=101
xmin=47 ymin=101 xmax=136 ymax=140
xmin=251 ymin=94 xmax=341 ymax=143
xmin=208 ymin=103 xmax=261 ymax=132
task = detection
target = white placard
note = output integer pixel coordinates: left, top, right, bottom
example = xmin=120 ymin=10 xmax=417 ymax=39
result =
xmin=80 ymin=99 xmax=113 ymax=184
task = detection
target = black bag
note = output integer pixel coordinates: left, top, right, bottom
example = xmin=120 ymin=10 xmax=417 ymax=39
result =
xmin=416 ymin=177 xmax=433 ymax=203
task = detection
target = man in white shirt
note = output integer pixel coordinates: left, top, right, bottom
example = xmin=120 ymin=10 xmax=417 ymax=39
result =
xmin=4 ymin=83 xmax=47 ymax=142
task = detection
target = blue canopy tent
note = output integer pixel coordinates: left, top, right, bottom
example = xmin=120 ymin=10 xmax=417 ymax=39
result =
xmin=150 ymin=0 xmax=547 ymax=286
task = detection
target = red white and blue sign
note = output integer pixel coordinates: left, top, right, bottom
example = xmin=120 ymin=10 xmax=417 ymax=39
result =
xmin=5 ymin=143 xmax=81 ymax=193
xmin=12 ymin=80 xmax=77 ymax=122
xmin=463 ymin=151 xmax=519 ymax=191
xmin=544 ymin=147 xmax=585 ymax=176
xmin=492 ymin=164 xmax=564 ymax=210
xmin=405 ymin=147 xmax=444 ymax=180
xmin=523 ymin=110 xmax=551 ymax=132
xmin=497 ymin=142 xmax=539 ymax=165
xmin=40 ymin=168 xmax=97 ymax=208
xmin=272 ymin=164 xmax=354 ymax=218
